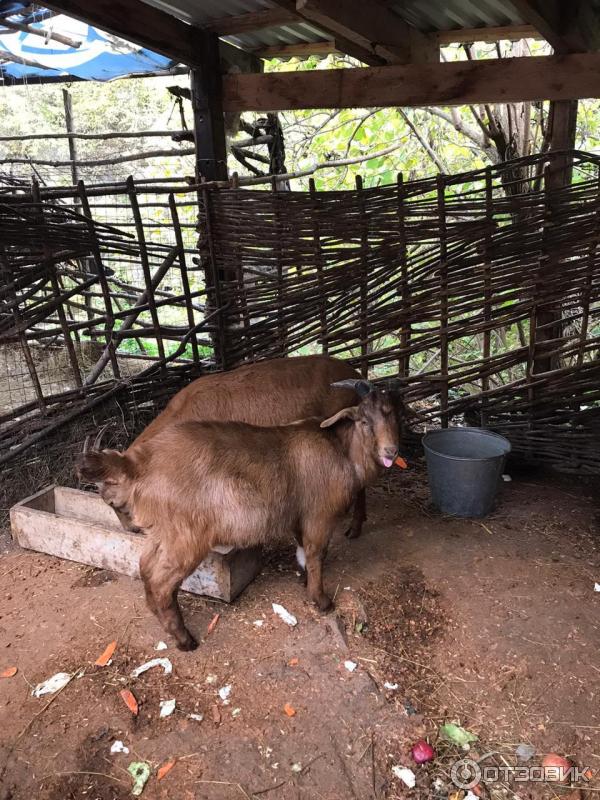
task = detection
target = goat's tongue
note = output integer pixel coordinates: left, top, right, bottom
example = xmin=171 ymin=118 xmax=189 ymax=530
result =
xmin=381 ymin=456 xmax=394 ymax=468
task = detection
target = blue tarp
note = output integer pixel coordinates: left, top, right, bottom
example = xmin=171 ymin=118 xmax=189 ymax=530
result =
xmin=0 ymin=3 xmax=174 ymax=82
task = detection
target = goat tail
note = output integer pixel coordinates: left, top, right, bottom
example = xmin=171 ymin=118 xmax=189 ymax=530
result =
xmin=77 ymin=448 xmax=134 ymax=485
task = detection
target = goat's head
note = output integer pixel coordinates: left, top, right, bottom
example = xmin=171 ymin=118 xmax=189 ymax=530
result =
xmin=77 ymin=447 xmax=136 ymax=512
xmin=321 ymin=379 xmax=399 ymax=469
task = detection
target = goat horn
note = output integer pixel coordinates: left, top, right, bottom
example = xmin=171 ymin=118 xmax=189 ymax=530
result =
xmin=331 ymin=379 xmax=374 ymax=398
xmin=93 ymin=422 xmax=111 ymax=451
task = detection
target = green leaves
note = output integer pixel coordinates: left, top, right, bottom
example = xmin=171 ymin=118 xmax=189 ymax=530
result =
xmin=439 ymin=723 xmax=479 ymax=746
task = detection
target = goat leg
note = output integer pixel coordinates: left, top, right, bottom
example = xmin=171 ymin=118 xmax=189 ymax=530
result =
xmin=140 ymin=540 xmax=202 ymax=651
xmin=345 ymin=489 xmax=367 ymax=539
xmin=303 ymin=525 xmax=333 ymax=612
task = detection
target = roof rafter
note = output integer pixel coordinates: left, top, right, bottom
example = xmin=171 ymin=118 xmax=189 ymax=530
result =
xmin=44 ymin=0 xmax=206 ymax=65
xmin=203 ymin=7 xmax=297 ymax=36
xmin=253 ymin=25 xmax=544 ymax=60
xmin=42 ymin=0 xmax=259 ymax=72
xmin=293 ymin=0 xmax=413 ymax=63
xmin=510 ymin=0 xmax=600 ymax=53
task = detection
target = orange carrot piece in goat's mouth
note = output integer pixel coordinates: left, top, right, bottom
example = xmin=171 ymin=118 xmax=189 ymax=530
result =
xmin=395 ymin=456 xmax=408 ymax=469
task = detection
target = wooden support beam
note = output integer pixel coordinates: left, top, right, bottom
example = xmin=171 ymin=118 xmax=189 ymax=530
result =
xmin=44 ymin=0 xmax=206 ymax=65
xmin=254 ymin=25 xmax=542 ymax=60
xmin=295 ymin=0 xmax=412 ymax=63
xmin=533 ymin=98 xmax=579 ymax=373
xmin=510 ymin=1 xmax=566 ymax=52
xmin=204 ymin=7 xmax=298 ymax=35
xmin=43 ymin=0 xmax=260 ymax=72
xmin=221 ymin=52 xmax=600 ymax=111
xmin=511 ymin=0 xmax=600 ymax=53
xmin=263 ymin=0 xmax=384 ymax=65
xmin=206 ymin=2 xmax=435 ymax=64
xmin=191 ymin=33 xmax=228 ymax=182
xmin=435 ymin=24 xmax=541 ymax=45
xmin=256 ymin=40 xmax=338 ymax=59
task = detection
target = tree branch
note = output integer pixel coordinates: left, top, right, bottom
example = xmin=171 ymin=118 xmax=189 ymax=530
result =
xmin=424 ymin=106 xmax=488 ymax=150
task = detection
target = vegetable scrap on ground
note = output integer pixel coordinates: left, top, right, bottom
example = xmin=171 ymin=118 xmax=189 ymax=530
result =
xmin=0 ymin=464 xmax=599 ymax=799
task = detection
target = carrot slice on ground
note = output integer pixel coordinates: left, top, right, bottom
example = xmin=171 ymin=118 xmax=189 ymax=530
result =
xmin=207 ymin=613 xmax=220 ymax=635
xmin=283 ymin=703 xmax=296 ymax=717
xmin=394 ymin=456 xmax=408 ymax=469
xmin=1 ymin=666 xmax=17 ymax=678
xmin=288 ymin=658 xmax=299 ymax=667
xmin=120 ymin=688 xmax=139 ymax=715
xmin=157 ymin=759 xmax=176 ymax=781
xmin=95 ymin=640 xmax=117 ymax=667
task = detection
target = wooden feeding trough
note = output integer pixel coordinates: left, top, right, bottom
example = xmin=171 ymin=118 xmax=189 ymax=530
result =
xmin=10 ymin=486 xmax=263 ymax=602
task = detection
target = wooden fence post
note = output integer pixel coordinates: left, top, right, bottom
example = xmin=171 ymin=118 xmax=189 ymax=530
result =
xmin=126 ymin=175 xmax=167 ymax=372
xmin=436 ymin=174 xmax=449 ymax=427
xmin=355 ymin=175 xmax=369 ymax=378
xmin=309 ymin=177 xmax=328 ymax=355
xmin=396 ymin=173 xmax=410 ymax=377
xmin=31 ymin=179 xmax=83 ymax=390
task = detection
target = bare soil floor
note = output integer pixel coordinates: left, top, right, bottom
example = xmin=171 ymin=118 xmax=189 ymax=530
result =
xmin=0 ymin=463 xmax=599 ymax=800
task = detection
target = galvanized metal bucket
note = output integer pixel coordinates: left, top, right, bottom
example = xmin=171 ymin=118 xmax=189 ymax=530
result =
xmin=422 ymin=427 xmax=511 ymax=518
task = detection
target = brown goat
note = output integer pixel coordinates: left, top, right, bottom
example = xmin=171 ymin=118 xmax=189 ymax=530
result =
xmin=78 ymin=381 xmax=400 ymax=651
xmin=112 ymin=355 xmax=371 ymax=539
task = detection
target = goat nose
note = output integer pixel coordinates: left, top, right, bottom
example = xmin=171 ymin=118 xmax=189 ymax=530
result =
xmin=383 ymin=445 xmax=398 ymax=457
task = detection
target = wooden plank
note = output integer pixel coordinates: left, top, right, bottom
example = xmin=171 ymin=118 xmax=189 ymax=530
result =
xmin=267 ymin=0 xmax=385 ymax=65
xmin=43 ymin=0 xmax=259 ymax=72
xmin=205 ymin=7 xmax=298 ymax=35
xmin=10 ymin=486 xmax=262 ymax=602
xmin=256 ymin=25 xmax=541 ymax=60
xmin=506 ymin=1 xmax=567 ymax=52
xmin=221 ymin=52 xmax=600 ymax=111
xmin=296 ymin=0 xmax=412 ymax=63
xmin=511 ymin=1 xmax=600 ymax=53
xmin=44 ymin=0 xmax=207 ymax=65
xmin=435 ymin=24 xmax=540 ymax=44
xmin=256 ymin=40 xmax=339 ymax=59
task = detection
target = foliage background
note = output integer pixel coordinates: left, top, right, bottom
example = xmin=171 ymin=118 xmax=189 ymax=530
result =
xmin=0 ymin=39 xmax=598 ymax=189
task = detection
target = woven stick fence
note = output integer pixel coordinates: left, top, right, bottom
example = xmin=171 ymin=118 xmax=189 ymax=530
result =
xmin=1 ymin=150 xmax=599 ymax=481
xmin=0 ymin=177 xmax=219 ymax=468
xmin=202 ymin=150 xmax=600 ymax=473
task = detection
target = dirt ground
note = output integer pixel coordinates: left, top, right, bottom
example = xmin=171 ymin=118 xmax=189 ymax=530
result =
xmin=0 ymin=461 xmax=599 ymax=800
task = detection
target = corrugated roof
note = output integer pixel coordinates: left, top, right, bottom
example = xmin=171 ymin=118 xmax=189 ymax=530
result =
xmin=142 ymin=0 xmax=531 ymax=54
xmin=144 ymin=0 xmax=331 ymax=51
xmin=389 ymin=0 xmax=526 ymax=31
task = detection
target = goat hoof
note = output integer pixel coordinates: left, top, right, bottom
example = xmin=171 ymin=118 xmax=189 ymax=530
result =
xmin=316 ymin=595 xmax=334 ymax=613
xmin=344 ymin=526 xmax=362 ymax=540
xmin=176 ymin=633 xmax=198 ymax=652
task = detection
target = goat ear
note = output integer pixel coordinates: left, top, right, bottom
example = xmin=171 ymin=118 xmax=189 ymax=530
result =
xmin=77 ymin=448 xmax=133 ymax=484
xmin=320 ymin=406 xmax=359 ymax=428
